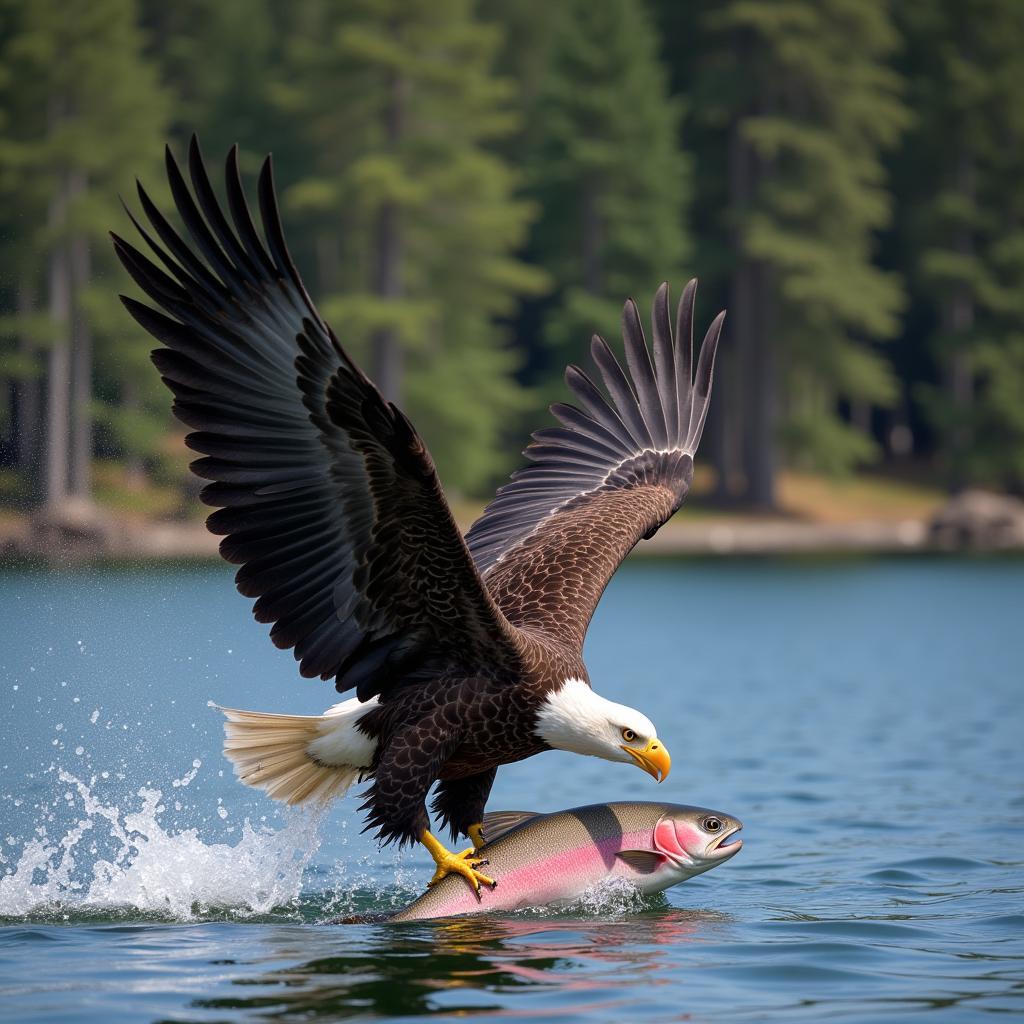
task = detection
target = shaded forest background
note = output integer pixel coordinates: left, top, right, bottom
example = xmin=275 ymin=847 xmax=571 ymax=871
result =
xmin=2 ymin=0 xmax=1023 ymax=524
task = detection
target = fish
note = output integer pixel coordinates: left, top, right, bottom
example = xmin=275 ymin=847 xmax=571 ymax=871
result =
xmin=389 ymin=801 xmax=742 ymax=922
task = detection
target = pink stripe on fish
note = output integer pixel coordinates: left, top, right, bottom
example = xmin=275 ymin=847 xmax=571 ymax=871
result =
xmin=426 ymin=830 xmax=665 ymax=916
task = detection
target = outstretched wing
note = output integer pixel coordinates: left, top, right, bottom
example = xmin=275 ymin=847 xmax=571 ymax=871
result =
xmin=112 ymin=137 xmax=521 ymax=699
xmin=466 ymin=281 xmax=723 ymax=651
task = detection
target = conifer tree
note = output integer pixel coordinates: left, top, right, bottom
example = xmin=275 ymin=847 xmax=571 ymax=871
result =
xmin=0 ymin=0 xmax=168 ymax=508
xmin=139 ymin=0 xmax=292 ymax=164
xmin=895 ymin=0 xmax=1024 ymax=490
xmin=522 ymin=0 xmax=689 ymax=390
xmin=686 ymin=0 xmax=907 ymax=505
xmin=273 ymin=0 xmax=546 ymax=496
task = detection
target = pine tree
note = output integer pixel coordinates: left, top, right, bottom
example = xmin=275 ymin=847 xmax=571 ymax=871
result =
xmin=0 ymin=0 xmax=169 ymax=509
xmin=272 ymin=0 xmax=546 ymax=495
xmin=139 ymin=0 xmax=293 ymax=164
xmin=685 ymin=0 xmax=907 ymax=505
xmin=522 ymin=0 xmax=689 ymax=394
xmin=895 ymin=0 xmax=1024 ymax=490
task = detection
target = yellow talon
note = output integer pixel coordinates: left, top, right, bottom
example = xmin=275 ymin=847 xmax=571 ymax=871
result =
xmin=467 ymin=822 xmax=486 ymax=852
xmin=420 ymin=829 xmax=496 ymax=895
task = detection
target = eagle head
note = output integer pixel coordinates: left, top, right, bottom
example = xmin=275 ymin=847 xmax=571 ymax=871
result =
xmin=533 ymin=678 xmax=671 ymax=782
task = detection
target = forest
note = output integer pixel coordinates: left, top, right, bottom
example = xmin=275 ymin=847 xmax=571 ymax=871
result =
xmin=1 ymin=0 xmax=1023 ymax=523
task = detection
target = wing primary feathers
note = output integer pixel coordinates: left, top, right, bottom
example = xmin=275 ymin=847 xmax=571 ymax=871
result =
xmin=589 ymin=335 xmax=653 ymax=448
xmin=565 ymin=364 xmax=641 ymax=446
xmin=675 ymin=279 xmax=697 ymax=440
xmin=134 ymin=180 xmax=227 ymax=301
xmin=686 ymin=310 xmax=725 ymax=453
xmin=257 ymin=156 xmax=315 ymax=314
xmin=112 ymin=234 xmax=190 ymax=307
xmin=531 ymin=427 xmax=625 ymax=463
xmin=548 ymin=403 xmax=634 ymax=457
xmin=650 ymin=282 xmax=678 ymax=444
xmin=187 ymin=135 xmax=262 ymax=285
xmin=122 ymin=197 xmax=222 ymax=305
xmin=115 ymin=139 xmax=520 ymax=695
xmin=223 ymin=144 xmax=278 ymax=278
xmin=621 ymin=299 xmax=669 ymax=449
xmin=466 ymin=278 xmax=724 ymax=578
xmin=164 ymin=144 xmax=239 ymax=286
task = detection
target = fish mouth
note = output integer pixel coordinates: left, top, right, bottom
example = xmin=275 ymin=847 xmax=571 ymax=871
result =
xmin=707 ymin=824 xmax=743 ymax=858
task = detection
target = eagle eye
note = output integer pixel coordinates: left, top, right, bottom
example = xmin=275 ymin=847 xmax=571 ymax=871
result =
xmin=621 ymin=728 xmax=638 ymax=743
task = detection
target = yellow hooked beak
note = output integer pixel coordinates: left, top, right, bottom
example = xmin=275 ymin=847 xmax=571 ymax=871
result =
xmin=621 ymin=738 xmax=671 ymax=783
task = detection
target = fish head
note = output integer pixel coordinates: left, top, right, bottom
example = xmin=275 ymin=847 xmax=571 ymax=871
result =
xmin=650 ymin=806 xmax=743 ymax=876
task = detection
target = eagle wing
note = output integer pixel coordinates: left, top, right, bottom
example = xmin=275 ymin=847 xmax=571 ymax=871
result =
xmin=112 ymin=138 xmax=521 ymax=699
xmin=466 ymin=282 xmax=723 ymax=652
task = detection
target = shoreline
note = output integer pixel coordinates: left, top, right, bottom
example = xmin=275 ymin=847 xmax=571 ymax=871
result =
xmin=3 ymin=506 xmax=1022 ymax=564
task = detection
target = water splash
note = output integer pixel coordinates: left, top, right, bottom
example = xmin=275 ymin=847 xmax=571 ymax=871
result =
xmin=515 ymin=874 xmax=652 ymax=920
xmin=0 ymin=769 xmax=326 ymax=922
xmin=575 ymin=875 xmax=650 ymax=916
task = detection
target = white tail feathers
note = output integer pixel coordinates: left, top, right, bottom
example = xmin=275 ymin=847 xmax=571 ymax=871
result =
xmin=217 ymin=696 xmax=378 ymax=806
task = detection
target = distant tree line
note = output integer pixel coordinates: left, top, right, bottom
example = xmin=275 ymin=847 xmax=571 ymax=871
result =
xmin=1 ymin=0 xmax=1023 ymax=514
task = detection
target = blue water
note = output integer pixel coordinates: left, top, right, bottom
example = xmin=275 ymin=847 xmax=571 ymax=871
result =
xmin=1 ymin=557 xmax=1022 ymax=1022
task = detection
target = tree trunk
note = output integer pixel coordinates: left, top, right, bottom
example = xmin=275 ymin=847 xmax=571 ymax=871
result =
xmin=707 ymin=350 xmax=738 ymax=501
xmin=45 ymin=178 xmax=72 ymax=510
xmin=120 ymin=375 xmax=146 ymax=487
xmin=851 ymin=398 xmax=871 ymax=438
xmin=945 ymin=149 xmax=975 ymax=491
xmin=68 ymin=170 xmax=92 ymax=502
xmin=729 ymin=103 xmax=776 ymax=509
xmin=15 ymin=277 xmax=40 ymax=492
xmin=369 ymin=63 xmax=406 ymax=402
xmin=747 ymin=259 xmax=776 ymax=508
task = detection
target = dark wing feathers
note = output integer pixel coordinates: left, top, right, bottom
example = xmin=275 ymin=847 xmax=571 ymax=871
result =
xmin=650 ymin=282 xmax=678 ymax=437
xmin=466 ymin=282 xmax=723 ymax=649
xmin=674 ymin=278 xmax=697 ymax=438
xmin=113 ymin=137 xmax=520 ymax=698
xmin=621 ymin=299 xmax=668 ymax=448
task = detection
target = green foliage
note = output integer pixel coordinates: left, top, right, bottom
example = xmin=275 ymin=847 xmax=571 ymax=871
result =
xmin=895 ymin=0 xmax=1024 ymax=489
xmin=1 ymin=0 xmax=1023 ymax=510
xmin=0 ymin=0 xmax=170 ymax=464
xmin=696 ymin=0 xmax=908 ymax=476
xmin=272 ymin=0 xmax=547 ymax=494
xmin=522 ymin=0 xmax=689 ymax=372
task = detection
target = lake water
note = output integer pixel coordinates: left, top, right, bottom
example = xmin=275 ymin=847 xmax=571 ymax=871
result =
xmin=1 ymin=557 xmax=1022 ymax=1022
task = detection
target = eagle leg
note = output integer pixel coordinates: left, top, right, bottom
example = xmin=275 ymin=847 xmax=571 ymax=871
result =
xmin=420 ymin=829 xmax=496 ymax=896
xmin=467 ymin=823 xmax=486 ymax=852
xmin=431 ymin=767 xmax=497 ymax=847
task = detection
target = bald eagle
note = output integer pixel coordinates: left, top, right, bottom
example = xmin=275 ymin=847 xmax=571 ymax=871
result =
xmin=112 ymin=139 xmax=723 ymax=894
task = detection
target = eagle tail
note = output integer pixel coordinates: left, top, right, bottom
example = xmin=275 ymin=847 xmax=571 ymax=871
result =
xmin=216 ymin=697 xmax=377 ymax=806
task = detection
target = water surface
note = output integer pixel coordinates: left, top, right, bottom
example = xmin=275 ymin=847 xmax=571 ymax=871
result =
xmin=1 ymin=558 xmax=1022 ymax=1021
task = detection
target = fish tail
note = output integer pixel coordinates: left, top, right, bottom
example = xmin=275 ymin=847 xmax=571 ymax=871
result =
xmin=216 ymin=697 xmax=377 ymax=806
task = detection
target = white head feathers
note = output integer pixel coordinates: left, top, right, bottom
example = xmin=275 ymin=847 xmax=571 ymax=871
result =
xmin=533 ymin=677 xmax=657 ymax=762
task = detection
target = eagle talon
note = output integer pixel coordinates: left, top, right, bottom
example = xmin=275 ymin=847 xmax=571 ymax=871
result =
xmin=420 ymin=830 xmax=497 ymax=895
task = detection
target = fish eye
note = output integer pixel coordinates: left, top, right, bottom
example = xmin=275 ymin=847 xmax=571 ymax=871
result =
xmin=621 ymin=728 xmax=637 ymax=743
xmin=702 ymin=816 xmax=723 ymax=833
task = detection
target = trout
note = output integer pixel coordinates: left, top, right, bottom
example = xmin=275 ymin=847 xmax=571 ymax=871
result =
xmin=390 ymin=801 xmax=742 ymax=922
